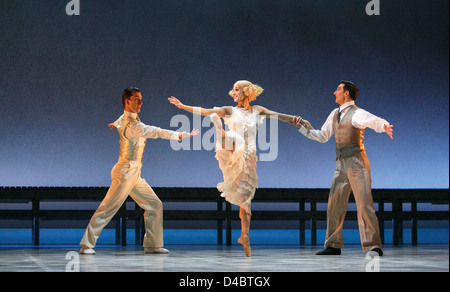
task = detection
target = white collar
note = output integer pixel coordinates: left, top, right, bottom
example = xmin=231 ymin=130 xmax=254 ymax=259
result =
xmin=124 ymin=110 xmax=138 ymax=119
xmin=339 ymin=101 xmax=355 ymax=112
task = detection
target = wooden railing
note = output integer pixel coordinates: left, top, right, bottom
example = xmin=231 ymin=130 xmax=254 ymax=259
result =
xmin=0 ymin=187 xmax=448 ymax=246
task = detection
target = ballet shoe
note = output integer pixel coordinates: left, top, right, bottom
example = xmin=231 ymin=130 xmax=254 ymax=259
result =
xmin=238 ymin=236 xmax=251 ymax=257
xmin=145 ymin=247 xmax=170 ymax=254
xmin=80 ymin=247 xmax=96 ymax=255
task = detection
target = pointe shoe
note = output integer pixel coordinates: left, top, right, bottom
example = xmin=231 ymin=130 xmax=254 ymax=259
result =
xmin=144 ymin=247 xmax=170 ymax=254
xmin=238 ymin=236 xmax=251 ymax=257
xmin=80 ymin=247 xmax=96 ymax=255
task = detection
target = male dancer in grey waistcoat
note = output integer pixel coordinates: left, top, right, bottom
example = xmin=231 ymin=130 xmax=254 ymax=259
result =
xmin=80 ymin=87 xmax=199 ymax=255
xmin=291 ymin=81 xmax=393 ymax=256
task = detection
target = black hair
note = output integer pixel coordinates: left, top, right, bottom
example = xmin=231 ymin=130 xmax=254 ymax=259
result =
xmin=340 ymin=80 xmax=359 ymax=100
xmin=122 ymin=87 xmax=140 ymax=108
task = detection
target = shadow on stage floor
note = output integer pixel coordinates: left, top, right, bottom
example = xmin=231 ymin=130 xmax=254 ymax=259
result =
xmin=0 ymin=244 xmax=447 ymax=272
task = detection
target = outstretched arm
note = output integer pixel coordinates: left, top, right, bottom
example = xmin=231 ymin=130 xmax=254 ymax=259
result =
xmin=257 ymin=105 xmax=311 ymax=129
xmin=108 ymin=118 xmax=200 ymax=141
xmin=130 ymin=123 xmax=200 ymax=141
xmin=353 ymin=109 xmax=394 ymax=140
xmin=290 ymin=111 xmax=335 ymax=143
xmin=168 ymin=96 xmax=231 ymax=117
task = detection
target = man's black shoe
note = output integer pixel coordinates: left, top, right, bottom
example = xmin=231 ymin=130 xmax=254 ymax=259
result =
xmin=368 ymin=248 xmax=383 ymax=257
xmin=315 ymin=247 xmax=341 ymax=255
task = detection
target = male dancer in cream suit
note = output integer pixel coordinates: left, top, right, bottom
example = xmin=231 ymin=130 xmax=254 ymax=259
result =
xmin=291 ymin=81 xmax=393 ymax=256
xmin=80 ymin=87 xmax=199 ymax=255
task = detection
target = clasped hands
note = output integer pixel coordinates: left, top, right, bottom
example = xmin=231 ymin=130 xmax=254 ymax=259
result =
xmin=289 ymin=116 xmax=312 ymax=134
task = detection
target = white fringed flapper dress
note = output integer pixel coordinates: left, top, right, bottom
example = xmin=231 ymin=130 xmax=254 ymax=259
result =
xmin=214 ymin=106 xmax=264 ymax=215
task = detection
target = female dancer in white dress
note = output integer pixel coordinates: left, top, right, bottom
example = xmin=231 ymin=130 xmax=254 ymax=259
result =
xmin=168 ymin=80 xmax=310 ymax=256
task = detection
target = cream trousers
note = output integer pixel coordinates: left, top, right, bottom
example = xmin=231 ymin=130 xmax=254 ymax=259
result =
xmin=80 ymin=159 xmax=163 ymax=249
xmin=325 ymin=152 xmax=382 ymax=252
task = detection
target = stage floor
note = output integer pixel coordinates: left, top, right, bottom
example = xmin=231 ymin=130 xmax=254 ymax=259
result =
xmin=0 ymin=245 xmax=447 ymax=272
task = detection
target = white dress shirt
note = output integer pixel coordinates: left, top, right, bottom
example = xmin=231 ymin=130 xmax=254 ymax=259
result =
xmin=299 ymin=101 xmax=390 ymax=143
xmin=113 ymin=111 xmax=181 ymax=141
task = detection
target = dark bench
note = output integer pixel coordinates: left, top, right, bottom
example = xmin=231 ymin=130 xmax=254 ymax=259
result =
xmin=0 ymin=187 xmax=448 ymax=246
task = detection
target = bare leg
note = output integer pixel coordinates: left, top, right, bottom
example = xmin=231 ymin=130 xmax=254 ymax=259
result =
xmin=210 ymin=113 xmax=227 ymax=147
xmin=238 ymin=207 xmax=251 ymax=257
xmin=211 ymin=113 xmax=250 ymax=256
xmin=210 ymin=113 xmax=242 ymax=151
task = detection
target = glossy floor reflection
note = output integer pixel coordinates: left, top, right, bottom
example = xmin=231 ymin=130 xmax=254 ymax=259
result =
xmin=0 ymin=245 xmax=447 ymax=272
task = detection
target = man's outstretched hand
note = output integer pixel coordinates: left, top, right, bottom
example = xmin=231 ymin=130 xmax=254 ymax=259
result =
xmin=178 ymin=129 xmax=200 ymax=140
xmin=384 ymin=124 xmax=394 ymax=139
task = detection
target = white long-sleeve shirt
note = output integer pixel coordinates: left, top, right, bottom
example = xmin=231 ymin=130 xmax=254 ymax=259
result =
xmin=299 ymin=101 xmax=390 ymax=143
xmin=113 ymin=111 xmax=181 ymax=141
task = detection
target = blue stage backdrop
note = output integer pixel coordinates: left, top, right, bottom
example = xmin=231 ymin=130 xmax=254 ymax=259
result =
xmin=0 ymin=0 xmax=448 ymax=189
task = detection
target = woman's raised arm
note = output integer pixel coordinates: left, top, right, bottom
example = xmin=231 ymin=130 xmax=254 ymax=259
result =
xmin=168 ymin=96 xmax=231 ymax=117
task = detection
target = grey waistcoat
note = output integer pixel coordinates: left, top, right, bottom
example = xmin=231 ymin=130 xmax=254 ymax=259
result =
xmin=333 ymin=105 xmax=365 ymax=159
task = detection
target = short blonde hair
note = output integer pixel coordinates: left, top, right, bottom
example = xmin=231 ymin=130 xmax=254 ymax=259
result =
xmin=229 ymin=80 xmax=264 ymax=102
